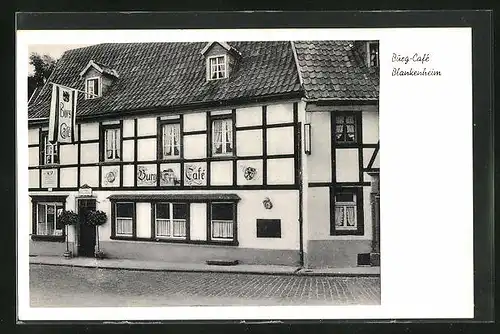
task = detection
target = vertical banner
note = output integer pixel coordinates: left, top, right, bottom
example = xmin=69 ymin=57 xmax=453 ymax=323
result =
xmin=48 ymin=84 xmax=77 ymax=143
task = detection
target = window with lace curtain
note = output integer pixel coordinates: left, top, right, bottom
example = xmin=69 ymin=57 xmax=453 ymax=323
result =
xmin=161 ymin=123 xmax=181 ymax=159
xmin=104 ymin=127 xmax=121 ymax=161
xmin=115 ymin=202 xmax=134 ymax=237
xmin=334 ymin=192 xmax=357 ymax=231
xmin=334 ymin=114 xmax=357 ymax=144
xmin=155 ymin=202 xmax=188 ymax=239
xmin=211 ymin=118 xmax=233 ymax=156
xmin=210 ymin=202 xmax=235 ymax=241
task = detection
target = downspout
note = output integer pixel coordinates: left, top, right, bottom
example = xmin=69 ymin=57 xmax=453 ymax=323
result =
xmin=291 ymin=41 xmax=305 ymax=268
xmin=297 ymin=115 xmax=304 ymax=268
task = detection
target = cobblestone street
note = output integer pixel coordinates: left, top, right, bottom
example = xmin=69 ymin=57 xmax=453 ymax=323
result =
xmin=29 ymin=264 xmax=380 ymax=307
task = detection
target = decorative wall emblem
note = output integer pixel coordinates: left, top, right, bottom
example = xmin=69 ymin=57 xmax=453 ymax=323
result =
xmin=243 ymin=166 xmax=257 ymax=180
xmin=263 ymin=197 xmax=273 ymax=210
xmin=103 ymin=168 xmax=119 ymax=186
xmin=106 ymin=171 xmax=116 ymax=183
xmin=237 ymin=161 xmax=262 ymax=185
xmin=184 ymin=163 xmax=206 ymax=186
xmin=137 ymin=165 xmax=157 ymax=186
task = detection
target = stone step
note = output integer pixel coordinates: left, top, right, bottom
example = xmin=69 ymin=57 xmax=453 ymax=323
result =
xmin=205 ymin=259 xmax=239 ymax=266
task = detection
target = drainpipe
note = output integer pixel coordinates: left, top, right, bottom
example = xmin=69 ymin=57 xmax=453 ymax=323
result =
xmin=298 ymin=168 xmax=304 ymax=267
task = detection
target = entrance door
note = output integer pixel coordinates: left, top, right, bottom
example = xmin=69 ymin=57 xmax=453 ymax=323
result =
xmin=78 ymin=199 xmax=96 ymax=257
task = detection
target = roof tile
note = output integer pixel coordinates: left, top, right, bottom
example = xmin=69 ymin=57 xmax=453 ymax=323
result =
xmin=294 ymin=40 xmax=379 ymax=100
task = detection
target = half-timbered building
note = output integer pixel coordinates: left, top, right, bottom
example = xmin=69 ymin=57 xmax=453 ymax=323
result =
xmin=27 ymin=40 xmax=379 ymax=268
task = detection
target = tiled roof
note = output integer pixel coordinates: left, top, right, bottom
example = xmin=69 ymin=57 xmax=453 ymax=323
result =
xmin=293 ymin=41 xmax=379 ymax=100
xmin=92 ymin=61 xmax=119 ymax=78
xmin=28 ymin=42 xmax=302 ymax=119
xmin=28 ymin=41 xmax=379 ymax=120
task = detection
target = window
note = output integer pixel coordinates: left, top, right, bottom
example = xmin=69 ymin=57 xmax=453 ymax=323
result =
xmin=115 ymin=202 xmax=134 ymax=236
xmin=35 ymin=203 xmax=64 ymax=236
xmin=104 ymin=127 xmax=121 ymax=161
xmin=210 ymin=202 xmax=235 ymax=241
xmin=331 ymin=188 xmax=363 ymax=236
xmin=40 ymin=132 xmax=59 ymax=165
xmin=368 ymin=42 xmax=379 ymax=67
xmin=212 ymin=118 xmax=233 ymax=155
xmin=208 ymin=55 xmax=227 ymax=80
xmin=161 ymin=123 xmax=181 ymax=159
xmin=334 ymin=114 xmax=357 ymax=144
xmin=334 ymin=192 xmax=357 ymax=230
xmin=85 ymin=77 xmax=101 ymax=99
xmin=155 ymin=203 xmax=188 ymax=239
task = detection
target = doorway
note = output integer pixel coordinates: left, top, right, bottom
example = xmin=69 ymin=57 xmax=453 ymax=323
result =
xmin=77 ymin=198 xmax=96 ymax=257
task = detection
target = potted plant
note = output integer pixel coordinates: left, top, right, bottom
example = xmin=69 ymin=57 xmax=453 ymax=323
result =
xmin=86 ymin=210 xmax=108 ymax=259
xmin=57 ymin=210 xmax=79 ymax=258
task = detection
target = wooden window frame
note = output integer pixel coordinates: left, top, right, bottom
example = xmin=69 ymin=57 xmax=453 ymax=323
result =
xmin=100 ymin=123 xmax=122 ymax=162
xmin=330 ymin=187 xmax=364 ymax=236
xmin=39 ymin=130 xmax=59 ymax=166
xmin=207 ymin=55 xmax=228 ymax=80
xmin=367 ymin=42 xmax=379 ymax=67
xmin=157 ymin=119 xmax=182 ymax=160
xmin=333 ymin=112 xmax=360 ymax=147
xmin=85 ymin=77 xmax=102 ymax=99
xmin=152 ymin=202 xmax=190 ymax=240
xmin=30 ymin=195 xmax=67 ymax=242
xmin=111 ymin=201 xmax=136 ymax=239
xmin=207 ymin=201 xmax=238 ymax=244
xmin=209 ymin=114 xmax=235 ymax=157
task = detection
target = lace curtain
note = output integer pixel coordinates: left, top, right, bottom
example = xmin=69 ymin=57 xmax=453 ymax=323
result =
xmin=163 ymin=124 xmax=180 ymax=157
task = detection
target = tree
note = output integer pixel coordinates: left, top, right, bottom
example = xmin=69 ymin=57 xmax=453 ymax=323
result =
xmin=28 ymin=53 xmax=56 ymax=101
xmin=57 ymin=210 xmax=78 ymax=257
xmin=86 ymin=210 xmax=108 ymax=259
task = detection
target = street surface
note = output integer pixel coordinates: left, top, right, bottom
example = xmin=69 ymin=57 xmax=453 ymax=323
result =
xmin=29 ymin=264 xmax=380 ymax=307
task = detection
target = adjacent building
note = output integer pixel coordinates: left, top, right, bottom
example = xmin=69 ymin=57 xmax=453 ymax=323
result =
xmin=27 ymin=40 xmax=380 ymax=268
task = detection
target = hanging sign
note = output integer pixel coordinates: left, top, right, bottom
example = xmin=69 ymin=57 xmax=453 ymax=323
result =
xmin=137 ymin=165 xmax=157 ymax=186
xmin=41 ymin=168 xmax=58 ymax=188
xmin=48 ymin=83 xmax=77 ymax=144
xmin=184 ymin=163 xmax=207 ymax=186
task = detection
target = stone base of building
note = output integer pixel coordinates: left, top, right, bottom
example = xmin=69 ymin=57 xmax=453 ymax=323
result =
xmin=96 ymin=241 xmax=300 ymax=266
xmin=305 ymin=240 xmax=372 ymax=268
xmin=30 ymin=240 xmax=76 ymax=257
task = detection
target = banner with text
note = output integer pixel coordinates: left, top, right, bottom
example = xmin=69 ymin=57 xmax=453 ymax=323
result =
xmin=49 ymin=83 xmax=77 ymax=143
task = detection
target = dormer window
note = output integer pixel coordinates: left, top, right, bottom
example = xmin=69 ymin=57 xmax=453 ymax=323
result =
xmin=367 ymin=42 xmax=379 ymax=67
xmin=85 ymin=77 xmax=101 ymax=99
xmin=80 ymin=59 xmax=118 ymax=99
xmin=201 ymin=42 xmax=241 ymax=82
xmin=208 ymin=55 xmax=227 ymax=80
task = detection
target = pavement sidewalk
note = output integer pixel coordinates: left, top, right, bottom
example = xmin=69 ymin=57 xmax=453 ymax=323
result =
xmin=29 ymin=255 xmax=380 ymax=277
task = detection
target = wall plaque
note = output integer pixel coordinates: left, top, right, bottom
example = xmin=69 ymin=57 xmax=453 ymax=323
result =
xmin=41 ymin=168 xmax=58 ymax=188
xmin=78 ymin=184 xmax=93 ymax=196
xmin=256 ymin=219 xmax=282 ymax=238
